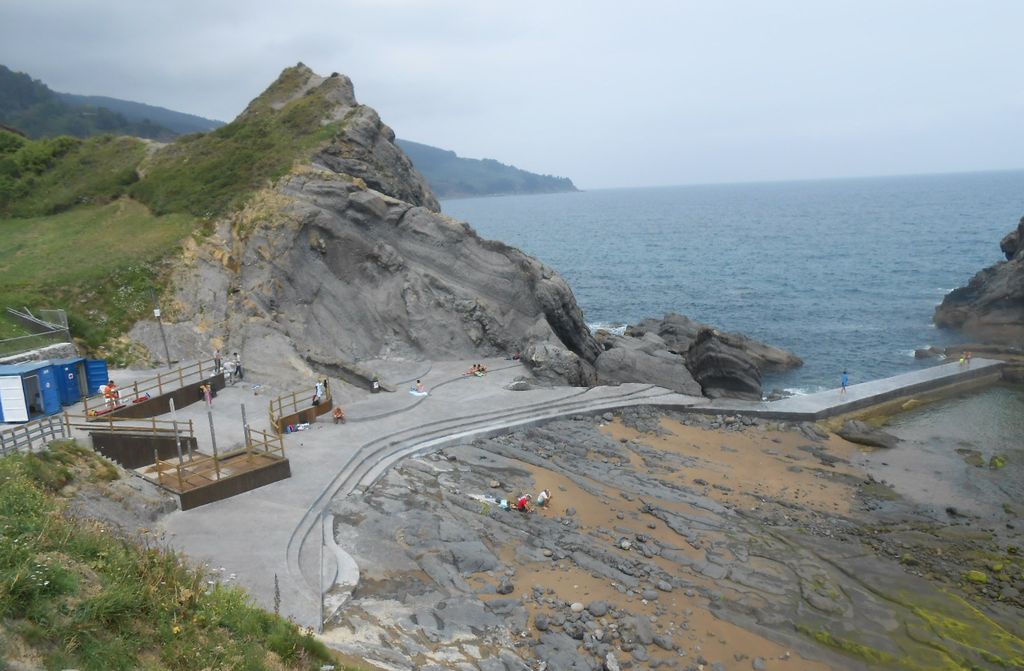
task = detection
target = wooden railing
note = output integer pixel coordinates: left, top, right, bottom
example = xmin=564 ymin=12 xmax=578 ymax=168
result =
xmin=82 ymin=358 xmax=221 ymax=414
xmin=153 ymin=425 xmax=285 ymax=492
xmin=0 ymin=414 xmax=68 ymax=456
xmin=63 ymin=412 xmax=194 ymax=438
xmin=268 ymin=380 xmax=332 ymax=433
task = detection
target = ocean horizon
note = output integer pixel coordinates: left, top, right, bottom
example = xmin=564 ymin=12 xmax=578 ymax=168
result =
xmin=443 ymin=169 xmax=1024 ymax=393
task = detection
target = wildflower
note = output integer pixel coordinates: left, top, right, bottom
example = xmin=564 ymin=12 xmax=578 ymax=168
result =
xmin=172 ymin=625 xmax=182 ymax=635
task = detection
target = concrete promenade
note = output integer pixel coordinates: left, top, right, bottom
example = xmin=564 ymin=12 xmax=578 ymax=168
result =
xmin=41 ymin=354 xmax=1004 ymax=631
xmin=690 ymin=357 xmax=1005 ymax=420
xmin=155 ymin=358 xmax=701 ymax=629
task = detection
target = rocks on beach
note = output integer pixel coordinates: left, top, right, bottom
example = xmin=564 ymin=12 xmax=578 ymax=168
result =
xmin=326 ymin=408 xmax=1024 ymax=670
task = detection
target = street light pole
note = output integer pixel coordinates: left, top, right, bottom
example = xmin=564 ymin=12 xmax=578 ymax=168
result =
xmin=151 ymin=288 xmax=172 ymax=370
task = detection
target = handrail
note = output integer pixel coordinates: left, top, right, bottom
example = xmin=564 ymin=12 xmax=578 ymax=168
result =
xmin=268 ymin=380 xmax=331 ymax=427
xmin=64 ymin=412 xmax=194 ymax=438
xmin=0 ymin=414 xmax=68 ymax=456
xmin=82 ymin=358 xmax=221 ymax=415
xmin=150 ymin=424 xmax=286 ymax=493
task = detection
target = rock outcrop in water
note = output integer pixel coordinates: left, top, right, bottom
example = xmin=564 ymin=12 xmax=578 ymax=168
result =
xmin=934 ymin=215 xmax=1024 ymax=344
xmin=592 ymin=313 xmax=801 ymax=399
xmin=129 ymin=65 xmax=601 ymax=386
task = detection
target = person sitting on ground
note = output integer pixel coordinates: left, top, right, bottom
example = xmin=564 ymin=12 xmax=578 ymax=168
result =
xmin=332 ymin=406 xmax=346 ymax=424
xmin=464 ymin=364 xmax=479 ymax=376
xmin=516 ymin=494 xmax=532 ymax=512
xmin=416 ymin=380 xmax=426 ymax=394
xmin=536 ymin=489 xmax=551 ymax=508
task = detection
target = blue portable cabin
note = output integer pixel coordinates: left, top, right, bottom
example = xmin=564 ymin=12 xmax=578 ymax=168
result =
xmin=50 ymin=356 xmax=88 ymax=406
xmin=0 ymin=361 xmax=62 ymax=423
xmin=84 ymin=359 xmax=109 ymax=395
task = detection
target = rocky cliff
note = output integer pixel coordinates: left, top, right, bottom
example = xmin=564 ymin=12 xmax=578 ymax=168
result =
xmin=934 ymin=215 xmax=1024 ymax=344
xmin=128 ymin=65 xmax=799 ymax=398
xmin=130 ymin=65 xmax=601 ymax=386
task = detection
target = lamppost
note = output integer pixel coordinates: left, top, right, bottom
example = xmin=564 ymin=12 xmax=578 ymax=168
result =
xmin=151 ymin=289 xmax=172 ymax=370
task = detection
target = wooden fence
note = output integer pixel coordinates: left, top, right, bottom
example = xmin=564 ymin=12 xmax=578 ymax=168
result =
xmin=153 ymin=426 xmax=284 ymax=492
xmin=0 ymin=414 xmax=68 ymax=456
xmin=63 ymin=412 xmax=194 ymax=438
xmin=268 ymin=381 xmax=333 ymax=434
xmin=82 ymin=358 xmax=221 ymax=414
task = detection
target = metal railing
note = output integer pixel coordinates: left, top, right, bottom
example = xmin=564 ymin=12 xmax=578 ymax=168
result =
xmin=82 ymin=358 xmax=220 ymax=415
xmin=0 ymin=330 xmax=71 ymax=358
xmin=0 ymin=414 xmax=69 ymax=456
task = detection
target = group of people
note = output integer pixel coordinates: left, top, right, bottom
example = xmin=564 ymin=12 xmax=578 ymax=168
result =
xmin=513 ymin=488 xmax=552 ymax=513
xmin=213 ymin=350 xmax=244 ymax=383
xmin=465 ymin=363 xmax=488 ymax=377
xmin=958 ymin=351 xmax=973 ymax=367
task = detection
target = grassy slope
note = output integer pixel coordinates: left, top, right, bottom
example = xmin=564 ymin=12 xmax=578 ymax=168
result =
xmin=0 ymin=65 xmax=347 ymax=355
xmin=131 ymin=66 xmax=345 ymax=218
xmin=0 ymin=442 xmax=347 ymax=671
xmin=0 ymin=200 xmax=196 ymax=355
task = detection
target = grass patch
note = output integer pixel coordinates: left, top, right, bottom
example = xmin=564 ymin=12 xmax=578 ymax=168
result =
xmin=0 ymin=132 xmax=147 ymax=218
xmin=0 ymin=199 xmax=196 ymax=354
xmin=131 ymin=66 xmax=346 ymax=218
xmin=0 ymin=441 xmax=344 ymax=671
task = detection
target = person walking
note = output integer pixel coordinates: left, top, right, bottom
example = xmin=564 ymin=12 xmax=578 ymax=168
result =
xmin=841 ymin=370 xmax=849 ymax=395
xmin=213 ymin=349 xmax=222 ymax=374
xmin=233 ymin=352 xmax=243 ymax=381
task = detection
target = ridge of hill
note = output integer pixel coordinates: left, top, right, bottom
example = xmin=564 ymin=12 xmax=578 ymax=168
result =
xmin=397 ymin=138 xmax=577 ymax=198
xmin=0 ymin=65 xmax=177 ymax=140
xmin=55 ymin=91 xmax=224 ymax=136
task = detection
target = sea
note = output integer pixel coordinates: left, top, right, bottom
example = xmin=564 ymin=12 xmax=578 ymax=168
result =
xmin=442 ymin=170 xmax=1024 ymax=394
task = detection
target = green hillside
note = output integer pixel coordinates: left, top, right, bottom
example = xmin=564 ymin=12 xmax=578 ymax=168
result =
xmin=57 ymin=92 xmax=223 ymax=135
xmin=397 ymin=138 xmax=577 ymax=198
xmin=0 ymin=65 xmax=176 ymax=141
xmin=0 ymin=441 xmax=343 ymax=671
xmin=0 ymin=65 xmax=352 ymax=357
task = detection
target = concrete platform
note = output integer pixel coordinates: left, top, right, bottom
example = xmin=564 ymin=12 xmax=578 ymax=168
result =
xmin=691 ymin=358 xmax=1005 ymax=420
xmin=74 ymin=354 xmax=1007 ymax=631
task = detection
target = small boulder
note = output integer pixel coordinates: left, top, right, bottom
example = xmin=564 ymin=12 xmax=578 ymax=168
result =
xmin=588 ymin=601 xmax=609 ymax=617
xmin=837 ymin=420 xmax=900 ymax=449
xmin=496 ymin=578 xmax=515 ymax=595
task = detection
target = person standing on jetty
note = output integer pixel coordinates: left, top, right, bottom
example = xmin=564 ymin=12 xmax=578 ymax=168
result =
xmin=841 ymin=370 xmax=849 ymax=395
xmin=213 ymin=349 xmax=222 ymax=374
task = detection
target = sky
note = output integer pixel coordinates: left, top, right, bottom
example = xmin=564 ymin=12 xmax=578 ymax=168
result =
xmin=1 ymin=0 xmax=1022 ymax=189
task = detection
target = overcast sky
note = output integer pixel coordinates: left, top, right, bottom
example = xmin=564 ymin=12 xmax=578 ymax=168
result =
xmin=2 ymin=1 xmax=1022 ymax=189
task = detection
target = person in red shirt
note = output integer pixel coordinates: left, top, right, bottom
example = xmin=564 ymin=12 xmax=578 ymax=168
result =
xmin=516 ymin=494 xmax=532 ymax=512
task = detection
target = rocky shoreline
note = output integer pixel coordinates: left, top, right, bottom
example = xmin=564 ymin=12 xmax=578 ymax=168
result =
xmin=323 ymin=407 xmax=1024 ymax=670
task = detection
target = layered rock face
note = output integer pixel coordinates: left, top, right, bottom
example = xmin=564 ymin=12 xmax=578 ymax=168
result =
xmin=934 ymin=215 xmax=1024 ymax=344
xmin=132 ymin=66 xmax=600 ymax=385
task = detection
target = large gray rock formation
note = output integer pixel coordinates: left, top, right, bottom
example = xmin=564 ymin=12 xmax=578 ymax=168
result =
xmin=593 ymin=333 xmax=702 ymax=396
xmin=593 ymin=314 xmax=799 ymax=399
xmin=129 ymin=65 xmax=600 ymax=386
xmin=684 ymin=328 xmax=763 ymax=400
xmin=934 ymin=215 xmax=1024 ymax=344
xmin=627 ymin=312 xmax=803 ymax=372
